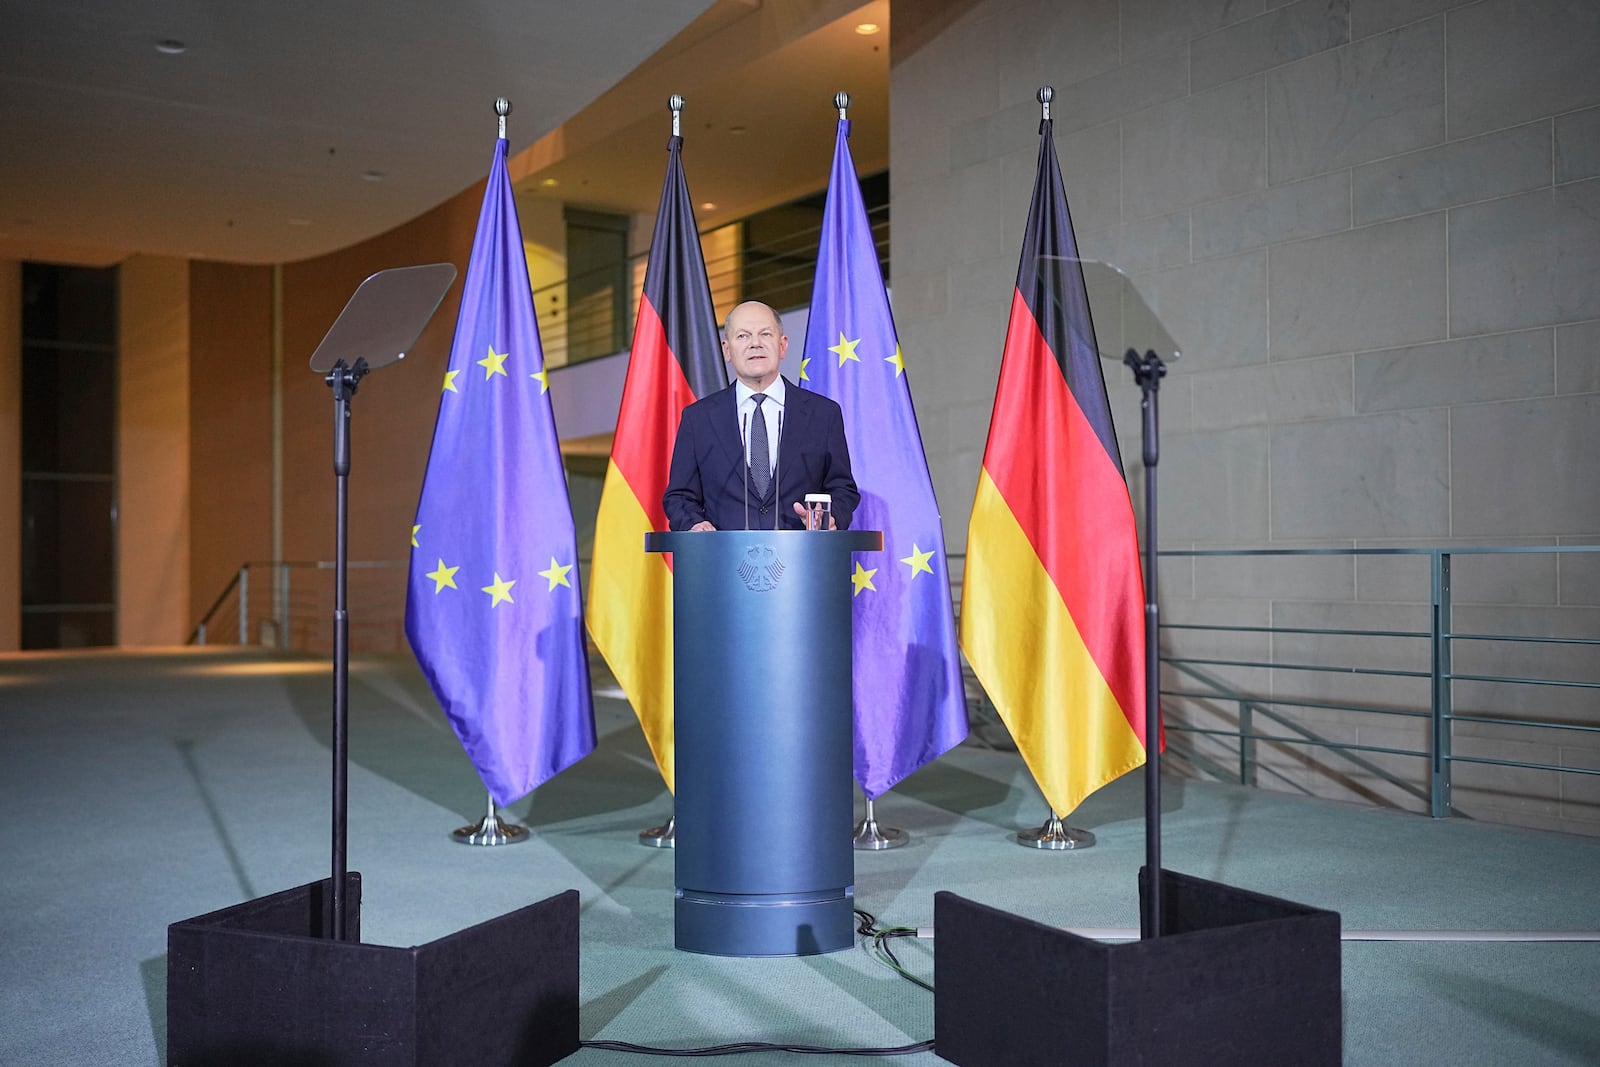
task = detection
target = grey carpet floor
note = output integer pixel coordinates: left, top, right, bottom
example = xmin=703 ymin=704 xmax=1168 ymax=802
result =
xmin=2 ymin=648 xmax=1597 ymax=1065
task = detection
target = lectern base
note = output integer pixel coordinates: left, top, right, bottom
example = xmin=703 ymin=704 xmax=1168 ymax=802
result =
xmin=675 ymin=888 xmax=854 ymax=957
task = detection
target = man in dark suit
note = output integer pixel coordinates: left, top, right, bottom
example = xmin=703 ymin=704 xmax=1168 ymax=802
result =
xmin=665 ymin=301 xmax=859 ymax=531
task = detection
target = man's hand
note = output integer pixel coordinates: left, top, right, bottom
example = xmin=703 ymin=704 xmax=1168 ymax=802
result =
xmin=691 ymin=520 xmax=716 ymax=532
xmin=792 ymin=501 xmax=837 ymax=530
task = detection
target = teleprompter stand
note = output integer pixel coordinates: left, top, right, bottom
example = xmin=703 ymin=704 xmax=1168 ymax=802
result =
xmin=933 ymin=242 xmax=1340 ymax=1065
xmin=166 ymin=264 xmax=580 ymax=1067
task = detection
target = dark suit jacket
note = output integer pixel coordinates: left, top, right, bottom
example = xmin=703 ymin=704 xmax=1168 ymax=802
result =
xmin=664 ymin=379 xmax=859 ymax=531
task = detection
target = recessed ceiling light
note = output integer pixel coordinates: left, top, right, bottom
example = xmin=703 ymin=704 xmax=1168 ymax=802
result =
xmin=540 ymin=177 xmax=559 ymax=187
xmin=361 ymin=170 xmax=385 ymax=182
xmin=701 ymin=202 xmax=716 ymax=211
xmin=155 ymin=39 xmax=188 ymax=55
xmin=728 ymin=125 xmax=748 ymax=135
xmin=854 ymin=22 xmax=880 ymax=35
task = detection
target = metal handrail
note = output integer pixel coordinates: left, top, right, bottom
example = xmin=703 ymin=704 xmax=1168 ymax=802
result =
xmin=1148 ymin=544 xmax=1600 ymax=820
xmin=532 ymin=203 xmax=889 ymax=369
xmin=188 ymin=544 xmax=1598 ymax=827
xmin=190 ymin=560 xmax=408 ymax=652
xmin=189 ymin=568 xmax=244 ymax=645
xmin=1159 ymin=659 xmax=1434 ymax=805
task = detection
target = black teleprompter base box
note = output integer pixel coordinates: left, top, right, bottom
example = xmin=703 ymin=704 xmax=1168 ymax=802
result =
xmin=935 ymin=867 xmax=1341 ymax=1066
xmin=167 ymin=874 xmax=579 ymax=1066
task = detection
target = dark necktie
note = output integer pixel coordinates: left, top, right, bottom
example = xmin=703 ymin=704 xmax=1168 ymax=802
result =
xmin=749 ymin=394 xmax=771 ymax=498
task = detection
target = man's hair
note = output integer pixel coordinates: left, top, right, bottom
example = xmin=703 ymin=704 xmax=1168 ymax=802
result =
xmin=723 ymin=300 xmax=783 ymax=337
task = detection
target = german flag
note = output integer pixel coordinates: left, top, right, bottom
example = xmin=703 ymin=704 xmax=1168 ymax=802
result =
xmin=587 ymin=131 xmax=724 ymax=793
xmin=959 ymin=115 xmax=1147 ymax=819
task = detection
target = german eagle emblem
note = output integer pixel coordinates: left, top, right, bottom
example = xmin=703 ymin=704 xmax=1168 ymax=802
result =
xmin=737 ymin=543 xmax=784 ymax=592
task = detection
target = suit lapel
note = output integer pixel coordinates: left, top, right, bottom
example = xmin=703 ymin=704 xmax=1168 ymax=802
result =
xmin=712 ymin=385 xmax=745 ymax=482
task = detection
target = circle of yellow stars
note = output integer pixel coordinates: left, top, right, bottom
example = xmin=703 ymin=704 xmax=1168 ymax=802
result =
xmin=411 ymin=527 xmax=575 ymax=609
xmin=421 ymin=337 xmax=571 ymax=606
xmin=802 ymin=331 xmax=905 ymax=383
xmin=441 ymin=343 xmax=550 ymax=393
xmin=851 ymin=543 xmax=937 ymax=598
xmin=814 ymin=325 xmax=932 ymax=599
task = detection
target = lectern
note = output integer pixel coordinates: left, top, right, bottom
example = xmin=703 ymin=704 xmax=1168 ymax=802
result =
xmin=647 ymin=529 xmax=881 ymax=956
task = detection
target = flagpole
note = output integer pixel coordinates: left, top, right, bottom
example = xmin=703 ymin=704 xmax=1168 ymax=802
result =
xmin=636 ymin=93 xmax=689 ymax=851
xmin=433 ymin=99 xmax=539 ymax=851
xmin=816 ymin=89 xmax=917 ymax=855
xmin=1012 ymin=87 xmax=1097 ymax=853
xmin=1127 ymin=346 xmax=1167 ymax=937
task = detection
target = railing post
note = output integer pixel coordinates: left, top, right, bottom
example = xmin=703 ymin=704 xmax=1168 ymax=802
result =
xmin=277 ymin=563 xmax=291 ymax=651
xmin=1430 ymin=551 xmax=1453 ymax=818
xmin=1239 ymin=700 xmax=1255 ymax=786
xmin=238 ymin=565 xmax=249 ymax=646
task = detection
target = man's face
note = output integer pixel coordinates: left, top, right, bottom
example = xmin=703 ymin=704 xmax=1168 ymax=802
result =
xmin=722 ymin=303 xmax=788 ymax=389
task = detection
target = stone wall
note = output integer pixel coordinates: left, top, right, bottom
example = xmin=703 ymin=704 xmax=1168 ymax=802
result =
xmin=889 ymin=0 xmax=1600 ymax=834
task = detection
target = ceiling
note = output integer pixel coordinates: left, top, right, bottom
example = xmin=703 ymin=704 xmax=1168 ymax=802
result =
xmin=0 ymin=0 xmax=889 ymax=268
xmin=512 ymin=0 xmax=889 ymax=234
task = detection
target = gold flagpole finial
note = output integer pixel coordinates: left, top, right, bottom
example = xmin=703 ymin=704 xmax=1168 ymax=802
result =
xmin=495 ymin=97 xmax=511 ymax=139
xmin=669 ymin=94 xmax=685 ymax=137
xmin=834 ymin=91 xmax=850 ymax=121
xmin=1037 ymin=85 xmax=1053 ymax=122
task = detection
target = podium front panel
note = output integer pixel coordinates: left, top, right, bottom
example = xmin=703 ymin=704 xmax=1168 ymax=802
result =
xmin=648 ymin=529 xmax=879 ymax=957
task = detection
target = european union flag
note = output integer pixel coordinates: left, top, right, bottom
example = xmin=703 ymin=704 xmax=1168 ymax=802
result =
xmin=405 ymin=135 xmax=595 ymax=806
xmin=803 ymin=115 xmax=969 ymax=799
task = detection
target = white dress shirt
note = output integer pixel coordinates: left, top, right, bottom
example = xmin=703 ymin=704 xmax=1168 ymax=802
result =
xmin=734 ymin=377 xmax=786 ymax=478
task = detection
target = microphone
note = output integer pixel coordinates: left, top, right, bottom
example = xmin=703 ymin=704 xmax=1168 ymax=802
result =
xmin=773 ymin=408 xmax=784 ymax=531
xmin=741 ymin=409 xmax=750 ymax=531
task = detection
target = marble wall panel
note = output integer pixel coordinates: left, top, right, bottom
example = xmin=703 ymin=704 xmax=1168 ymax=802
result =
xmin=1269 ymin=213 xmax=1446 ymax=359
xmin=1555 ymin=319 xmax=1600 ymax=396
xmin=1270 ymin=409 xmax=1450 ymax=539
xmin=1193 ymin=171 xmax=1350 ymax=259
xmin=1354 ymin=330 xmax=1553 ymax=413
xmin=1451 ymin=394 xmax=1600 ymax=537
xmin=1267 ymin=19 xmax=1444 ymax=182
xmin=1160 ymin=426 xmax=1271 ymax=542
xmin=1140 ymin=251 xmax=1270 ymax=368
xmin=1349 ymin=0 xmax=1461 ymax=40
xmin=1191 ymin=0 xmax=1350 ymax=92
xmin=1122 ymin=0 xmax=1266 ymax=60
xmin=1351 ymin=121 xmax=1551 ymax=225
xmin=1123 ymin=76 xmax=1267 ymax=219
xmin=1555 ymin=107 xmax=1600 ymax=184
xmin=1447 ymin=0 xmax=1600 ymax=138
xmin=1449 ymin=181 xmax=1600 ymax=335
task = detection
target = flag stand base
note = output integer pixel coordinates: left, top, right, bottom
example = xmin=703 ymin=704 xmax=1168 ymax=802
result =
xmin=452 ymin=815 xmax=528 ymax=846
xmin=1017 ymin=814 xmax=1095 ymax=850
xmin=452 ymin=793 xmax=528 ymax=846
xmin=853 ymin=798 xmax=908 ymax=850
xmin=853 ymin=818 xmax=908 ymax=850
xmin=639 ymin=813 xmax=675 ymax=848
